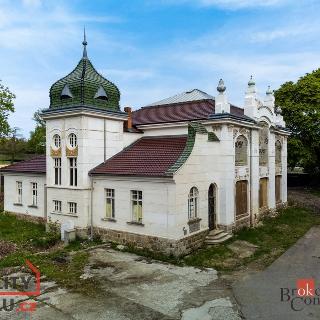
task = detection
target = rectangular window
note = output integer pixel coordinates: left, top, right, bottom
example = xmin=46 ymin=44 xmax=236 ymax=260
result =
xmin=54 ymin=158 xmax=61 ymax=185
xmin=105 ymin=189 xmax=115 ymax=218
xmin=16 ymin=181 xmax=22 ymax=204
xmin=68 ymin=202 xmax=77 ymax=215
xmin=69 ymin=158 xmax=77 ymax=186
xmin=31 ymin=182 xmax=38 ymax=206
xmin=53 ymin=200 xmax=62 ymax=213
xmin=131 ymin=190 xmax=142 ymax=223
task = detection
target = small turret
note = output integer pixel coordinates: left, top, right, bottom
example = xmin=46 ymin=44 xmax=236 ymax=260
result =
xmin=215 ymin=79 xmax=230 ymax=113
xmin=244 ymin=75 xmax=259 ymax=119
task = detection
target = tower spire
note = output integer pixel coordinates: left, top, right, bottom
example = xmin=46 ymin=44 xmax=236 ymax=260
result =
xmin=82 ymin=27 xmax=88 ymax=58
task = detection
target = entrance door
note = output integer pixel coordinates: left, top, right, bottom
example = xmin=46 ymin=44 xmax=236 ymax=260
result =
xmin=236 ymin=180 xmax=248 ymax=217
xmin=275 ymin=175 xmax=281 ymax=203
xmin=259 ymin=178 xmax=268 ymax=209
xmin=208 ymin=184 xmax=216 ymax=230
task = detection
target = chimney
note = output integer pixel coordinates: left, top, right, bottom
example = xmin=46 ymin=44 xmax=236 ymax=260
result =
xmin=215 ymin=79 xmax=230 ymax=113
xmin=244 ymin=75 xmax=259 ymax=119
xmin=124 ymin=107 xmax=132 ymax=129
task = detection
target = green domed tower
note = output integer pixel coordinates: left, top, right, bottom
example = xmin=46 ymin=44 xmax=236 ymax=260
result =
xmin=49 ymin=30 xmax=120 ymax=112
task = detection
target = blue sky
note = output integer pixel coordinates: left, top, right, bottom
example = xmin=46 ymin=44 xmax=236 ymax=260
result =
xmin=1 ymin=0 xmax=320 ymax=136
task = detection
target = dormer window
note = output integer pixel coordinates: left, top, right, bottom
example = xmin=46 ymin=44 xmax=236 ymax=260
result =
xmin=61 ymin=84 xmax=73 ymax=99
xmin=94 ymin=86 xmax=108 ymax=101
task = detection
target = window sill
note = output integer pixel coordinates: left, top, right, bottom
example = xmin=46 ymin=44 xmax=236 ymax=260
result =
xmin=28 ymin=205 xmax=38 ymax=208
xmin=101 ymin=218 xmax=117 ymax=223
xmin=127 ymin=221 xmax=144 ymax=227
xmin=13 ymin=203 xmax=23 ymax=206
xmin=50 ymin=212 xmax=78 ymax=218
xmin=187 ymin=217 xmax=201 ymax=225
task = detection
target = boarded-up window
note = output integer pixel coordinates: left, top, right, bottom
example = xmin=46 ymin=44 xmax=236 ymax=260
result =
xmin=236 ymin=180 xmax=248 ymax=217
xmin=259 ymin=124 xmax=269 ymax=166
xmin=259 ymin=178 xmax=268 ymax=208
xmin=235 ymin=135 xmax=248 ymax=166
xmin=275 ymin=140 xmax=282 ymax=167
xmin=275 ymin=175 xmax=281 ymax=203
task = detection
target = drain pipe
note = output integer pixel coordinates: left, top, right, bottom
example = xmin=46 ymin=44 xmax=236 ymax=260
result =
xmin=249 ymin=128 xmax=253 ymax=227
xmin=90 ymin=176 xmax=94 ymax=240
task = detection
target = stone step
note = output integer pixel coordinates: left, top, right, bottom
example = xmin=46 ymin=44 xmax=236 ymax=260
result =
xmin=206 ymin=231 xmax=229 ymax=241
xmin=205 ymin=234 xmax=233 ymax=245
xmin=208 ymin=229 xmax=225 ymax=237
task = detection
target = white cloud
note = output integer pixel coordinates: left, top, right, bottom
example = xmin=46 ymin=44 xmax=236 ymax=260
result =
xmin=22 ymin=0 xmax=42 ymax=8
xmin=160 ymin=0 xmax=289 ymax=9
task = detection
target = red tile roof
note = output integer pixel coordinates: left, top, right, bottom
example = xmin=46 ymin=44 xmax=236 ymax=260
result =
xmin=0 ymin=155 xmax=46 ymax=174
xmin=132 ymin=99 xmax=245 ymax=126
xmin=90 ymin=135 xmax=188 ymax=177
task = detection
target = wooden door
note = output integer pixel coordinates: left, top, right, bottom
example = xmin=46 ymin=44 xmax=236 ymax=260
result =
xmin=275 ymin=175 xmax=281 ymax=203
xmin=208 ymin=184 xmax=216 ymax=230
xmin=259 ymin=178 xmax=268 ymax=208
xmin=236 ymin=180 xmax=248 ymax=217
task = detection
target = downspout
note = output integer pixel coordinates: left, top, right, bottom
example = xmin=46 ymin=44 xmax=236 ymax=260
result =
xmin=249 ymin=129 xmax=253 ymax=227
xmin=44 ymin=184 xmax=47 ymax=221
xmin=104 ymin=120 xmax=106 ymax=162
xmin=90 ymin=175 xmax=94 ymax=240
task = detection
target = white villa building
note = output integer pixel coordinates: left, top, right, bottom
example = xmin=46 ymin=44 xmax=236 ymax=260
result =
xmin=1 ymin=36 xmax=289 ymax=255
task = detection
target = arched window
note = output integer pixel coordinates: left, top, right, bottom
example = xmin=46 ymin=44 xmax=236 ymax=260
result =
xmin=53 ymin=134 xmax=61 ymax=148
xmin=235 ymin=135 xmax=248 ymax=166
xmin=188 ymin=187 xmax=199 ymax=220
xmin=275 ymin=140 xmax=282 ymax=166
xmin=259 ymin=123 xmax=269 ymax=166
xmin=68 ymin=133 xmax=77 ymax=148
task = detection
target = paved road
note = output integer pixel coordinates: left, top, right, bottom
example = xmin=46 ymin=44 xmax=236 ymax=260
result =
xmin=233 ymin=226 xmax=320 ymax=320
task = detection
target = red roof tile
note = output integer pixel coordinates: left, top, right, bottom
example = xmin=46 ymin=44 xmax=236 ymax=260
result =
xmin=132 ymin=100 xmax=244 ymax=126
xmin=0 ymin=155 xmax=46 ymax=174
xmin=90 ymin=135 xmax=188 ymax=177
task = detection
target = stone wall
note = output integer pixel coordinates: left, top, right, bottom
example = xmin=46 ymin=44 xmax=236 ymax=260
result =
xmin=94 ymin=227 xmax=209 ymax=257
xmin=6 ymin=211 xmax=45 ymax=224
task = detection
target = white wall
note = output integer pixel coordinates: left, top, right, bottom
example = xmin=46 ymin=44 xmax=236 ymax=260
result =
xmin=92 ymin=177 xmax=177 ymax=239
xmin=47 ymin=187 xmax=90 ymax=228
xmin=3 ymin=173 xmax=46 ymax=218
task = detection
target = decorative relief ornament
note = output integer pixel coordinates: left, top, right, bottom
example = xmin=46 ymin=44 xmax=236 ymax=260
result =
xmin=66 ymin=145 xmax=78 ymax=157
xmin=50 ymin=147 xmax=61 ymax=158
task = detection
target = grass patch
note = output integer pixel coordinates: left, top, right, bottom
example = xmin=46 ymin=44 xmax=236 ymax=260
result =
xmin=0 ymin=212 xmax=102 ymax=294
xmin=184 ymin=206 xmax=320 ymax=271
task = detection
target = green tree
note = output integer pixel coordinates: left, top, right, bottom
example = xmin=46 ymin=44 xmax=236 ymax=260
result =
xmin=28 ymin=110 xmax=46 ymax=154
xmin=0 ymin=80 xmax=15 ymax=137
xmin=275 ymin=69 xmax=320 ymax=173
xmin=2 ymin=127 xmax=27 ymax=163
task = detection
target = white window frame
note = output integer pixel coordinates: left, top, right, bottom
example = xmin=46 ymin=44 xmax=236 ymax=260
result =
xmin=31 ymin=182 xmax=38 ymax=206
xmin=105 ymin=189 xmax=115 ymax=218
xmin=69 ymin=133 xmax=77 ymax=148
xmin=131 ymin=190 xmax=142 ymax=223
xmin=16 ymin=181 xmax=22 ymax=204
xmin=54 ymin=158 xmax=61 ymax=185
xmin=53 ymin=134 xmax=61 ymax=148
xmin=188 ymin=187 xmax=199 ymax=220
xmin=69 ymin=158 xmax=77 ymax=186
xmin=53 ymin=200 xmax=62 ymax=213
xmin=68 ymin=202 xmax=77 ymax=215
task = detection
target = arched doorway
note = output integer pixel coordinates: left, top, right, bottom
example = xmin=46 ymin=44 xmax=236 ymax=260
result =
xmin=208 ymin=184 xmax=217 ymax=230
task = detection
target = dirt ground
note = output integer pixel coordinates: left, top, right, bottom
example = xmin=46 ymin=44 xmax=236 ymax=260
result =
xmin=288 ymin=187 xmax=320 ymax=213
xmin=0 ymin=248 xmax=241 ymax=320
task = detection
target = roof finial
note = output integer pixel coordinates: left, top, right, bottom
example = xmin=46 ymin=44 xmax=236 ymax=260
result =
xmin=82 ymin=27 xmax=88 ymax=58
xmin=248 ymin=75 xmax=255 ymax=86
xmin=217 ymin=78 xmax=226 ymax=93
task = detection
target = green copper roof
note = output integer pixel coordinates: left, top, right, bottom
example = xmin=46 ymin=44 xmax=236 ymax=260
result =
xmin=49 ymin=33 xmax=120 ymax=111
